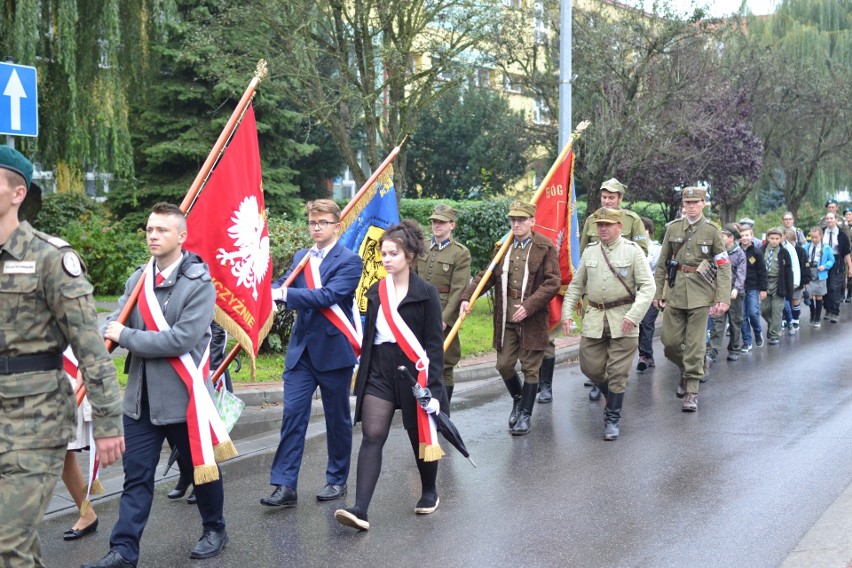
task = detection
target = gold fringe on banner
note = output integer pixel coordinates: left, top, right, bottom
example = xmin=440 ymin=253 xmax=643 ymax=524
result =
xmin=89 ymin=479 xmax=105 ymax=496
xmin=213 ymin=304 xmax=274 ymax=380
xmin=194 ymin=464 xmax=220 ymax=485
xmin=419 ymin=443 xmax=445 ymax=462
xmin=214 ymin=440 xmax=238 ymax=463
xmin=79 ymin=499 xmax=92 ymax=517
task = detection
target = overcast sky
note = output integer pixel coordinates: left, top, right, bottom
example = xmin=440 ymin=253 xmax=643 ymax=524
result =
xmin=639 ymin=0 xmax=779 ymax=17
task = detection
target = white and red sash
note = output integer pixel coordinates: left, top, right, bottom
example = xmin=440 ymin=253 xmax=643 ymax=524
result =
xmin=137 ymin=258 xmax=237 ymax=484
xmin=378 ymin=277 xmax=444 ymax=462
xmin=303 ymin=255 xmax=362 ymax=358
xmin=63 ymin=347 xmax=104 ymax=507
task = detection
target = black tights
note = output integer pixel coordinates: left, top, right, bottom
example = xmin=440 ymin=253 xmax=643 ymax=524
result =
xmin=354 ymin=394 xmax=438 ymax=514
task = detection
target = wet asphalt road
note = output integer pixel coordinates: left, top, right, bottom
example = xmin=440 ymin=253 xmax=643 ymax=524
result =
xmin=41 ymin=320 xmax=852 ymax=568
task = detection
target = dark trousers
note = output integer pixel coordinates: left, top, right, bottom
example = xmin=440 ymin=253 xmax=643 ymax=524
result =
xmin=638 ymin=304 xmax=659 ymax=358
xmin=269 ymin=354 xmax=353 ymax=489
xmin=110 ymin=403 xmax=225 ymax=565
xmin=825 ymin=267 xmax=844 ymax=316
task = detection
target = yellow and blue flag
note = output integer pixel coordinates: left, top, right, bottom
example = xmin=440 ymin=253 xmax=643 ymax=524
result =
xmin=339 ymin=166 xmax=400 ymax=312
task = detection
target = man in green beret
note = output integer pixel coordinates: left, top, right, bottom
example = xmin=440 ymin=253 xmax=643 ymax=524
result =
xmin=561 ymin=208 xmax=655 ymax=440
xmin=653 ymin=187 xmax=732 ymax=412
xmin=577 ymin=177 xmax=648 ymax=401
xmin=416 ymin=204 xmax=471 ymax=405
xmin=460 ymin=201 xmax=560 ymax=435
xmin=0 ymin=146 xmax=124 ymax=567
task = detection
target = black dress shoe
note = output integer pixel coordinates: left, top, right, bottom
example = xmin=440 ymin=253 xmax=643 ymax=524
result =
xmin=80 ymin=550 xmax=135 ymax=568
xmin=316 ymin=483 xmax=347 ymax=501
xmin=260 ymin=485 xmax=297 ymax=507
xmin=189 ymin=529 xmax=228 ymax=559
xmin=64 ymin=517 xmax=99 ymax=541
xmin=168 ymin=481 xmax=191 ymax=500
xmin=186 ymin=490 xmax=197 ymax=505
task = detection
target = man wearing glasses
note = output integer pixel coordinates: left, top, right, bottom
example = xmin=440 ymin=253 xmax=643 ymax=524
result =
xmin=261 ymin=199 xmax=363 ymax=508
xmin=781 ymin=212 xmax=807 ymax=246
xmin=460 ymin=201 xmax=560 ymax=435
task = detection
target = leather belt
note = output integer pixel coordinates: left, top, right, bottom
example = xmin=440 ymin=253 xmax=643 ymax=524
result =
xmin=508 ymin=289 xmax=523 ymax=299
xmin=677 ymin=265 xmax=699 ymax=273
xmin=586 ymin=297 xmax=635 ymax=310
xmin=435 ymin=286 xmax=450 ymax=294
xmin=0 ymin=352 xmax=64 ymax=375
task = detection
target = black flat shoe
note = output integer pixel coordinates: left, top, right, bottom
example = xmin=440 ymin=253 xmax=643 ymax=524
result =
xmin=316 ymin=483 xmax=347 ymax=501
xmin=260 ymin=485 xmax=297 ymax=507
xmin=80 ymin=550 xmax=136 ymax=567
xmin=186 ymin=490 xmax=197 ymax=505
xmin=64 ymin=517 xmax=99 ymax=541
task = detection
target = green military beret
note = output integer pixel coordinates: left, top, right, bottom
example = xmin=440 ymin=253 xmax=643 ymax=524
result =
xmin=0 ymin=146 xmax=33 ymax=188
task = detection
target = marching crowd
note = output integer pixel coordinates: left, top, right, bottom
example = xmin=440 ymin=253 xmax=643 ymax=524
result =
xmin=3 ymin=140 xmax=851 ymax=567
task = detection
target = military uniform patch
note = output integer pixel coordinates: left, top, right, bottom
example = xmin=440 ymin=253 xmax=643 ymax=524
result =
xmin=443 ymin=264 xmax=450 ymax=272
xmin=62 ymin=252 xmax=82 ymax=277
xmin=47 ymin=236 xmax=71 ymax=249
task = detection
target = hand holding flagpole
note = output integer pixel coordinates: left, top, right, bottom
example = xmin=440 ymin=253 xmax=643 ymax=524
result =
xmin=443 ymin=120 xmax=590 ymax=352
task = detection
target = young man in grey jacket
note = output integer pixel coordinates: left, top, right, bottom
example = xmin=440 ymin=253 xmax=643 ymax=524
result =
xmin=84 ymin=203 xmax=226 ymax=568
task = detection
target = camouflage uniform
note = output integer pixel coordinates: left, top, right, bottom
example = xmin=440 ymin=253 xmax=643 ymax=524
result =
xmin=416 ymin=229 xmax=471 ymax=387
xmin=0 ymin=222 xmax=123 ymax=567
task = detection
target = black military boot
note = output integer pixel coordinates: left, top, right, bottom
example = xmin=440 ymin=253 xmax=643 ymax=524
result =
xmin=589 ymin=384 xmax=602 ymax=401
xmin=503 ymin=373 xmax=523 ymax=428
xmin=603 ymin=391 xmax=624 ymax=441
xmin=510 ymin=382 xmax=538 ymax=436
xmin=538 ymin=357 xmax=555 ymax=404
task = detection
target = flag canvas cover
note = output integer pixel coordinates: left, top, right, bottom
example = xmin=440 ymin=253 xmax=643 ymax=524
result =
xmin=338 ymin=166 xmax=400 ymax=313
xmin=534 ymin=152 xmax=577 ymax=328
xmin=184 ymin=103 xmax=273 ymax=375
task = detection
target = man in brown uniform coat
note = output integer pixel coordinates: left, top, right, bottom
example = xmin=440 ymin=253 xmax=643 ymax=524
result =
xmin=460 ymin=201 xmax=560 ymax=435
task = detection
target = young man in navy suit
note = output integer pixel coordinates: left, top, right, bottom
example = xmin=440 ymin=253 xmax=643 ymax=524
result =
xmin=261 ymin=199 xmax=363 ymax=507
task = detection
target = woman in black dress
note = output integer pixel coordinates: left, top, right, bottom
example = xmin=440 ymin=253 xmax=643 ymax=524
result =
xmin=335 ymin=220 xmax=448 ymax=531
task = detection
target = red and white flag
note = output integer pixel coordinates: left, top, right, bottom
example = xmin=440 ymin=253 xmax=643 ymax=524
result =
xmin=184 ymin=103 xmax=274 ymax=378
xmin=63 ymin=347 xmax=104 ymax=499
xmin=534 ymin=151 xmax=576 ymax=329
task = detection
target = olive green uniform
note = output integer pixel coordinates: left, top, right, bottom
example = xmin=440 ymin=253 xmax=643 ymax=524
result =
xmin=562 ymin=237 xmax=655 ymax=393
xmin=416 ymin=237 xmax=471 ymax=385
xmin=0 ymin=222 xmax=123 ymax=567
xmin=654 ymin=216 xmax=732 ymax=393
xmin=580 ymin=209 xmax=648 ymax=256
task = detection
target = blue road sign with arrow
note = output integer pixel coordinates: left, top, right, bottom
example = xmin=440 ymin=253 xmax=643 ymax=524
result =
xmin=0 ymin=62 xmax=38 ymax=137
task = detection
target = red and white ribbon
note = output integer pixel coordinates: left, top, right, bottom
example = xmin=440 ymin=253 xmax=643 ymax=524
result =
xmin=303 ymin=257 xmax=363 ymax=358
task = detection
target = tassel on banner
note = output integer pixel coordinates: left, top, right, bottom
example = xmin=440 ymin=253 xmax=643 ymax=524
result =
xmin=420 ymin=443 xmax=445 ymax=462
xmin=79 ymin=499 xmax=92 ymax=518
xmin=89 ymin=479 xmax=105 ymax=496
xmin=213 ymin=440 xmax=238 ymax=463
xmin=194 ymin=464 xmax=220 ymax=485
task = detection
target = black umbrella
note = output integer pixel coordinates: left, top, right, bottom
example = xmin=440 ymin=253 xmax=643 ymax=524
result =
xmin=162 ymin=446 xmax=180 ymax=477
xmin=398 ymin=366 xmax=476 ymax=468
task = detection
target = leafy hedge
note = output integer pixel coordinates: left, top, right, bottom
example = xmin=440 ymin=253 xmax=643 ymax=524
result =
xmin=34 ymin=193 xmax=148 ymax=295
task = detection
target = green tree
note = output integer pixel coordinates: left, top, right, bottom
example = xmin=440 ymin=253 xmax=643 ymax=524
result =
xmin=406 ymin=85 xmax=529 ymax=198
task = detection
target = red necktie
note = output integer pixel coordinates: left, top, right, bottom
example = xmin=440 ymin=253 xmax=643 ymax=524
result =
xmin=156 ymin=273 xmax=165 ymax=286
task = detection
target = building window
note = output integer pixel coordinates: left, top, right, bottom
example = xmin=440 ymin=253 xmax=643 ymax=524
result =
xmin=502 ymin=0 xmax=522 ymax=7
xmin=474 ymin=67 xmax=492 ymax=88
xmin=533 ymin=98 xmax=551 ymax=125
xmin=533 ymin=2 xmax=549 ymax=44
xmin=503 ymin=73 xmax=523 ymax=94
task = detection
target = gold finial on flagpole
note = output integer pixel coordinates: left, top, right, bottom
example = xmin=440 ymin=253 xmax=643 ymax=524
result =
xmin=255 ymin=59 xmax=269 ymax=82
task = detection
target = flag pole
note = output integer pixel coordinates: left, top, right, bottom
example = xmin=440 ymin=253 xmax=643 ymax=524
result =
xmin=79 ymin=60 xmax=269 ymax=406
xmin=209 ymin=141 xmax=404 ymax=384
xmin=442 ymin=120 xmax=590 ymax=352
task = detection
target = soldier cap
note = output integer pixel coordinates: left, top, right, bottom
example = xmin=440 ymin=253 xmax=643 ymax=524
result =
xmin=507 ymin=201 xmax=535 ymax=218
xmin=429 ymin=204 xmax=457 ymax=222
xmin=681 ymin=186 xmax=707 ymax=202
xmin=765 ymin=226 xmax=784 ymax=237
xmin=591 ymin=207 xmax=623 ymax=224
xmin=0 ymin=146 xmax=33 ymax=189
xmin=738 ymin=217 xmax=755 ymax=227
xmin=599 ymin=178 xmax=626 ymax=195
xmin=721 ymin=223 xmax=741 ymax=240
xmin=825 ymin=198 xmax=838 ymax=207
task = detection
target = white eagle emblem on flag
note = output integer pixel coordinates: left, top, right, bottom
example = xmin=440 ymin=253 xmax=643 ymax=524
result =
xmin=216 ymin=196 xmax=270 ymax=301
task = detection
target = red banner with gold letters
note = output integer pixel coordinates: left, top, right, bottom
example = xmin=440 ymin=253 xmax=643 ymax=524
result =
xmin=534 ymin=151 xmax=575 ymax=328
xmin=183 ymin=104 xmax=273 ymax=376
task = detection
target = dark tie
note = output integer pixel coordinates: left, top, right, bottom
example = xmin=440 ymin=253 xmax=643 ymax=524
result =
xmin=828 ymin=231 xmax=833 ymax=250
